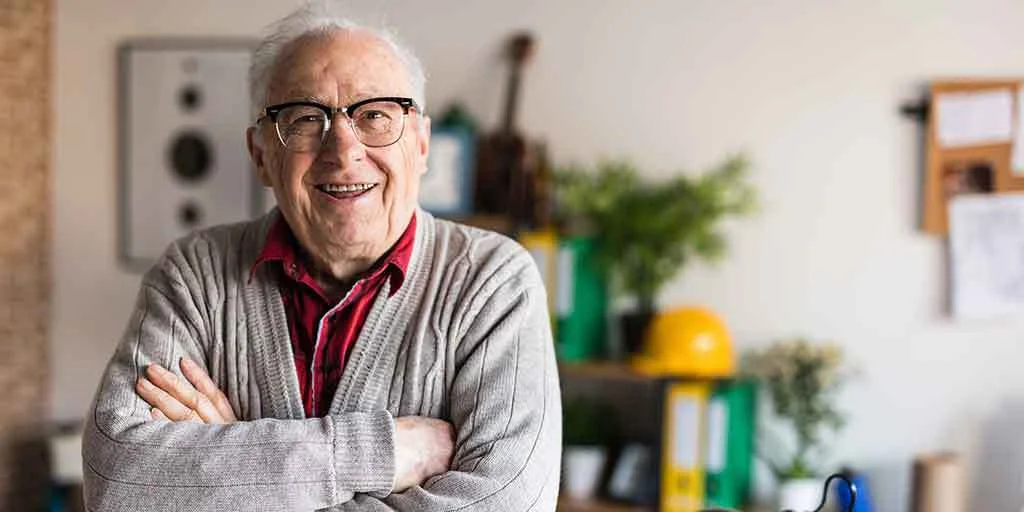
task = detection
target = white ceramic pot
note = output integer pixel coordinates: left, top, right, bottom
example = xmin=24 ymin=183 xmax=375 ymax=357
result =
xmin=777 ymin=478 xmax=823 ymax=511
xmin=562 ymin=446 xmax=607 ymax=500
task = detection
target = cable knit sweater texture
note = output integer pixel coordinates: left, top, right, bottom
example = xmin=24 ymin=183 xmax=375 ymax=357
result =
xmin=82 ymin=209 xmax=562 ymax=511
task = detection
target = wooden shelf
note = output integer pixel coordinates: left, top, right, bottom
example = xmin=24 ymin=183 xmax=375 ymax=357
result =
xmin=446 ymin=213 xmax=512 ymax=233
xmin=558 ymin=362 xmax=653 ymax=382
xmin=557 ymin=498 xmax=652 ymax=512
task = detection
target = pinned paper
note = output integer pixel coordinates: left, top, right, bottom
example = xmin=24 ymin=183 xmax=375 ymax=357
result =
xmin=936 ymin=89 xmax=1014 ymax=149
xmin=949 ymin=194 xmax=1024 ymax=319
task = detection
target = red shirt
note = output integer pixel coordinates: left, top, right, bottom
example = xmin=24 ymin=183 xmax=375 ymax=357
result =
xmin=252 ymin=214 xmax=416 ymax=417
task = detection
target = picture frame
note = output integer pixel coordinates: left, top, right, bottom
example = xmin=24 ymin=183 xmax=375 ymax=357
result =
xmin=607 ymin=443 xmax=658 ymax=505
xmin=421 ymin=126 xmax=475 ymax=216
xmin=118 ymin=38 xmax=263 ymax=271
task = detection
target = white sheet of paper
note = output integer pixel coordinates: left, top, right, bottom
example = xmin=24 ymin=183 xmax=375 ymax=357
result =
xmin=1013 ymin=87 xmax=1024 ymax=175
xmin=949 ymin=194 xmax=1024 ymax=319
xmin=936 ymin=89 xmax=1014 ymax=149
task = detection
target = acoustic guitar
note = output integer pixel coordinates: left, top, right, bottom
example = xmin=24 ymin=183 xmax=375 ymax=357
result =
xmin=473 ymin=32 xmax=550 ymax=231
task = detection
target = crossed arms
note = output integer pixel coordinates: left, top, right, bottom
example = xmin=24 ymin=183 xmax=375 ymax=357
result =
xmin=82 ymin=254 xmax=561 ymax=511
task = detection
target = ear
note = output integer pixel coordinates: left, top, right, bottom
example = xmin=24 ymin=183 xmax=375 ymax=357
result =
xmin=246 ymin=125 xmax=272 ymax=187
xmin=416 ymin=115 xmax=431 ymax=176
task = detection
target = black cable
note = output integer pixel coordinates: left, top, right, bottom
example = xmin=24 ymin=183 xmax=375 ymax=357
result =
xmin=813 ymin=473 xmax=857 ymax=512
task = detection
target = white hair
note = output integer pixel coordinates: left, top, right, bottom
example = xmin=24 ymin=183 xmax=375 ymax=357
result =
xmin=248 ymin=1 xmax=428 ymax=121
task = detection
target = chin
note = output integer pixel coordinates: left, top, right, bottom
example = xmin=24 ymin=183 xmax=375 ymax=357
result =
xmin=326 ymin=217 xmax=385 ymax=248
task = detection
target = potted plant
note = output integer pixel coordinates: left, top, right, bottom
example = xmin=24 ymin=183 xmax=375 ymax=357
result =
xmin=553 ymin=155 xmax=757 ymax=354
xmin=743 ymin=338 xmax=850 ymax=511
xmin=562 ymin=397 xmax=618 ymax=500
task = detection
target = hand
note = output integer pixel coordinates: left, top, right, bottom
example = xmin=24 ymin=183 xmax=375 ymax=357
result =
xmin=136 ymin=358 xmax=238 ymax=424
xmin=392 ymin=416 xmax=455 ymax=492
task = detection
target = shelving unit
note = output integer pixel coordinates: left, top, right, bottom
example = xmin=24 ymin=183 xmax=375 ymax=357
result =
xmin=558 ymin=362 xmax=762 ymax=512
xmin=558 ymin=363 xmax=658 ymax=512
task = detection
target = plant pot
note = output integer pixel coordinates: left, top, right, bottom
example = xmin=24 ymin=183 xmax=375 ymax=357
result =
xmin=562 ymin=445 xmax=607 ymax=500
xmin=777 ymin=478 xmax=823 ymax=511
xmin=620 ymin=309 xmax=654 ymax=356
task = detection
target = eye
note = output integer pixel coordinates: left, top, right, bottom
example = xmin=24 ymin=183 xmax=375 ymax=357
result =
xmin=359 ymin=110 xmax=392 ymax=121
xmin=278 ymin=105 xmax=325 ymax=126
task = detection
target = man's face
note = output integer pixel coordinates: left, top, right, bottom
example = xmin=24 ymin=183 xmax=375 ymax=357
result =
xmin=247 ymin=30 xmax=429 ymax=269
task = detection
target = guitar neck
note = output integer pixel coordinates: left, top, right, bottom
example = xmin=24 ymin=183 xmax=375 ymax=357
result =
xmin=500 ymin=66 xmax=523 ymax=137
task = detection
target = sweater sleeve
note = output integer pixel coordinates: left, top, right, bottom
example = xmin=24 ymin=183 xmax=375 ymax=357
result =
xmin=331 ymin=255 xmax=563 ymax=512
xmin=82 ymin=259 xmax=396 ymax=511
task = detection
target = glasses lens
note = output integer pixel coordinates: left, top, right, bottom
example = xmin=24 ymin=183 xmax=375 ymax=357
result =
xmin=351 ymin=101 xmax=407 ymax=147
xmin=276 ymin=105 xmax=327 ymax=152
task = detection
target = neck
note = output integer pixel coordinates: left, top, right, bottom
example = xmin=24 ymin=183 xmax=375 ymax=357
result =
xmin=308 ymin=263 xmax=356 ymax=302
xmin=308 ymin=244 xmax=380 ymax=289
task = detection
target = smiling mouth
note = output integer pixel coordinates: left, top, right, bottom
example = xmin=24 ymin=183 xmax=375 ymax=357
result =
xmin=315 ymin=183 xmax=378 ymax=200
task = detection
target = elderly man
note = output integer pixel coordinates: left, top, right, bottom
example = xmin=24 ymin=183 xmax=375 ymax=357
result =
xmin=83 ymin=5 xmax=561 ymax=511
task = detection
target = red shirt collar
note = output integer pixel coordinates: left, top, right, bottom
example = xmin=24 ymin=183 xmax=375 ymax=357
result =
xmin=251 ymin=212 xmax=417 ymax=297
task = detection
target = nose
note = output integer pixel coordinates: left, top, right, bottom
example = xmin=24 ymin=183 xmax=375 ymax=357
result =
xmin=320 ymin=114 xmax=365 ymax=163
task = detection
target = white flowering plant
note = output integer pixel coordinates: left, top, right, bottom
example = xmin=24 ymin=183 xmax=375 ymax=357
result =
xmin=743 ymin=338 xmax=848 ymax=480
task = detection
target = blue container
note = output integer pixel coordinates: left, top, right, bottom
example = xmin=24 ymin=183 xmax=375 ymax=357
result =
xmin=835 ymin=473 xmax=875 ymax=512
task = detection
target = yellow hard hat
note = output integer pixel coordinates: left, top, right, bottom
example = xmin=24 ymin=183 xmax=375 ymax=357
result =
xmin=630 ymin=307 xmax=735 ymax=377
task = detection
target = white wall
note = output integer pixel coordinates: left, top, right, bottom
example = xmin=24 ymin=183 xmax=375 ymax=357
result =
xmin=53 ymin=0 xmax=1024 ymax=509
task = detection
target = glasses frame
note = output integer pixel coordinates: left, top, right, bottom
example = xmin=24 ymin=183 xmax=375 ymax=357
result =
xmin=257 ymin=96 xmax=419 ymax=151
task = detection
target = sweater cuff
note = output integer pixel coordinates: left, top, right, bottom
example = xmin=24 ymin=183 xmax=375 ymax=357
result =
xmin=332 ymin=410 xmax=396 ymax=494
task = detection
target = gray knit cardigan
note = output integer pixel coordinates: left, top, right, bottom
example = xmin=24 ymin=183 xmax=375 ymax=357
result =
xmin=82 ymin=209 xmax=562 ymax=511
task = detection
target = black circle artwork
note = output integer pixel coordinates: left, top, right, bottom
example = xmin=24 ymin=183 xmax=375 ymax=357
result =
xmin=169 ymin=131 xmax=213 ymax=183
xmin=179 ymin=85 xmax=202 ymax=111
xmin=178 ymin=201 xmax=203 ymax=228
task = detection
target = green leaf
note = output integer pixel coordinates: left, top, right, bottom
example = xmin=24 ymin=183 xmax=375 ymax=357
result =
xmin=552 ymin=154 xmax=758 ymax=302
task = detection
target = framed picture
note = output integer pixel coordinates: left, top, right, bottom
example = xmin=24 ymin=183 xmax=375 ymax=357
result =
xmin=421 ymin=126 xmax=475 ymax=216
xmin=118 ymin=38 xmax=264 ymax=271
xmin=607 ymin=443 xmax=658 ymax=504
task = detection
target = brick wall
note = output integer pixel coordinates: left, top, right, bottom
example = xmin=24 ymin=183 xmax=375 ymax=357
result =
xmin=0 ymin=0 xmax=52 ymax=510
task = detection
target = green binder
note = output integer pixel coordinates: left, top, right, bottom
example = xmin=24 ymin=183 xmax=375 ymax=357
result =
xmin=554 ymin=236 xmax=607 ymax=362
xmin=704 ymin=380 xmax=757 ymax=509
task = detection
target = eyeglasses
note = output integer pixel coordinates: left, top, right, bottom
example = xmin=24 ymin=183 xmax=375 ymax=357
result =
xmin=257 ymin=97 xmax=419 ymax=152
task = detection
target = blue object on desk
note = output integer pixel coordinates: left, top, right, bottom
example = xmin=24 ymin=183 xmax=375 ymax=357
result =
xmin=836 ymin=473 xmax=874 ymax=512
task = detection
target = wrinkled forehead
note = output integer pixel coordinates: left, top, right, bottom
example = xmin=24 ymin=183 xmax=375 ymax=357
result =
xmin=266 ymin=29 xmax=412 ymax=105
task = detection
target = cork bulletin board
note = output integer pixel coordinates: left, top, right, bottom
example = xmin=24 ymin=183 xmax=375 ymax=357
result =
xmin=923 ymin=80 xmax=1024 ymax=235
xmin=0 ymin=0 xmax=52 ymax=509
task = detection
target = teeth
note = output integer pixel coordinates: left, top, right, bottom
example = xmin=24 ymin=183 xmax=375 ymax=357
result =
xmin=321 ymin=183 xmax=375 ymax=193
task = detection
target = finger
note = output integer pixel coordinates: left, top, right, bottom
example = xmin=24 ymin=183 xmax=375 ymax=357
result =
xmin=150 ymin=408 xmax=168 ymax=421
xmin=136 ymin=377 xmax=201 ymax=423
xmin=144 ymin=365 xmax=223 ymax=423
xmin=180 ymin=358 xmax=237 ymax=422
